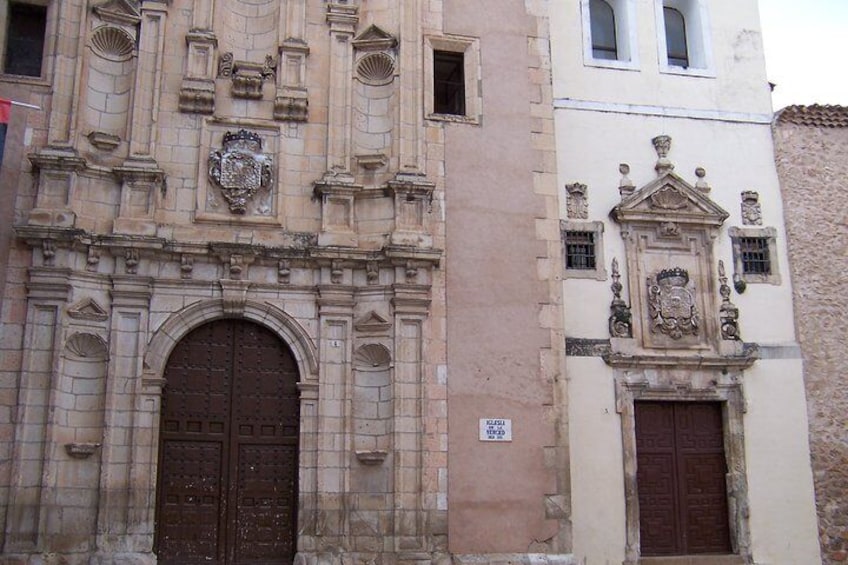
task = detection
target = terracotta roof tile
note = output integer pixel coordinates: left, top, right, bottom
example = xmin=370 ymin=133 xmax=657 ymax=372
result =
xmin=775 ymin=104 xmax=848 ymax=128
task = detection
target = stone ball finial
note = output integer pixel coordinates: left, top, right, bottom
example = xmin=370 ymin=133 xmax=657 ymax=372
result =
xmin=619 ymin=163 xmax=635 ymax=197
xmin=695 ymin=167 xmax=711 ymax=193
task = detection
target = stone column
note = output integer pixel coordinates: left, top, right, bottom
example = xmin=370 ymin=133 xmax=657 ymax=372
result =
xmin=3 ymin=269 xmax=70 ymax=552
xmin=391 ymin=284 xmax=430 ymax=559
xmin=94 ymin=276 xmax=153 ymax=560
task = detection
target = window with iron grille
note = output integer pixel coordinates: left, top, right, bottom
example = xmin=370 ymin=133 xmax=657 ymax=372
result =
xmin=565 ymin=231 xmax=596 ymax=270
xmin=729 ymin=227 xmax=780 ymax=286
xmin=739 ymin=236 xmax=770 ymax=275
xmin=3 ymin=2 xmax=47 ymax=77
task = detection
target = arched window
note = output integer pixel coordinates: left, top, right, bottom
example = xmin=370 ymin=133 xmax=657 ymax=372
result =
xmin=663 ymin=6 xmax=689 ymax=67
xmin=590 ymin=0 xmax=618 ymax=60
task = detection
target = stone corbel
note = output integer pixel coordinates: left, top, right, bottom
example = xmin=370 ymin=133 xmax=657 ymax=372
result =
xmin=179 ymin=30 xmax=218 ymax=114
xmin=220 ymin=280 xmax=251 ymax=315
xmin=386 ymin=174 xmax=435 ymax=247
xmin=113 ymin=162 xmax=166 ymax=236
xmin=27 ymin=149 xmax=87 ymax=227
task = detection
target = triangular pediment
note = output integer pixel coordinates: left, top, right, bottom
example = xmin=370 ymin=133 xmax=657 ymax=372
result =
xmin=354 ymin=311 xmax=392 ymax=333
xmin=611 ymin=171 xmax=729 ymax=227
xmin=92 ymin=0 xmax=140 ymax=26
xmin=67 ymin=298 xmax=109 ymax=321
xmin=352 ymin=25 xmax=397 ymax=51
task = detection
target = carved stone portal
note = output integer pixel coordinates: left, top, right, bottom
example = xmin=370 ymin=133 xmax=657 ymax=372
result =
xmin=647 ymin=268 xmax=700 ymax=340
xmin=208 ymin=130 xmax=273 ymax=214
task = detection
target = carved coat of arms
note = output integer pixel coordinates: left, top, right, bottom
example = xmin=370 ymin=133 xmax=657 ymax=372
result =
xmin=647 ymin=268 xmax=700 ymax=339
xmin=208 ymin=129 xmax=273 ymax=214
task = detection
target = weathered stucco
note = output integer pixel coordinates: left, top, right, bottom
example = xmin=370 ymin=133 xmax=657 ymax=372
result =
xmin=773 ymin=107 xmax=848 ymax=565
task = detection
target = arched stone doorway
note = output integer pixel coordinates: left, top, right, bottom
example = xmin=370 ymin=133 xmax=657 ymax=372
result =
xmin=154 ymin=319 xmax=300 ymax=565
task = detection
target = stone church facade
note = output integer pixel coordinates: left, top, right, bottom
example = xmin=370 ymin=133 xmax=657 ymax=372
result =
xmin=0 ymin=0 xmax=567 ymax=563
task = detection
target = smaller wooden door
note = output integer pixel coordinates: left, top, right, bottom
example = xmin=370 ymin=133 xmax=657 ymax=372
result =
xmin=635 ymin=401 xmax=731 ymax=556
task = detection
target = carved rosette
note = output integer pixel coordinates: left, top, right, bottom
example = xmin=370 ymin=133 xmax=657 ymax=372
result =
xmin=208 ymin=130 xmax=273 ymax=214
xmin=647 ymin=268 xmax=700 ymax=339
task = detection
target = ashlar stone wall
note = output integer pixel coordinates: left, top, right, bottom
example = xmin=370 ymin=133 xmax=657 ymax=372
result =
xmin=773 ymin=105 xmax=848 ymax=564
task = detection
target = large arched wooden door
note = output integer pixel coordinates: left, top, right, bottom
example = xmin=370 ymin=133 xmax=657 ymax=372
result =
xmin=155 ymin=319 xmax=300 ymax=565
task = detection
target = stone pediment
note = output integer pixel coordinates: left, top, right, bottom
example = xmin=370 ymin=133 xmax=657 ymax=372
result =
xmin=611 ymin=172 xmax=729 ymax=228
xmin=68 ymin=298 xmax=109 ymax=321
xmin=92 ymin=0 xmax=141 ymax=26
xmin=352 ymin=25 xmax=397 ymax=51
xmin=354 ymin=311 xmax=392 ymax=333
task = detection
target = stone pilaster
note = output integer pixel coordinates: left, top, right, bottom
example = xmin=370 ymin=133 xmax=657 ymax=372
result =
xmin=315 ymin=285 xmax=355 ymax=551
xmin=398 ymin=0 xmax=424 ymax=174
xmin=391 ymin=284 xmax=430 ymax=555
xmin=94 ymin=276 xmax=153 ymax=559
xmin=324 ymin=3 xmax=358 ymax=175
xmin=128 ymin=1 xmax=167 ymax=160
xmin=4 ymin=269 xmax=71 ymax=552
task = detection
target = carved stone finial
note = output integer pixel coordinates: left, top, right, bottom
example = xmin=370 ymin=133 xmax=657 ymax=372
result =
xmin=741 ymin=190 xmax=762 ymax=226
xmin=652 ymin=135 xmax=674 ymax=175
xmin=609 ymin=258 xmax=632 ymax=338
xmin=719 ymin=260 xmax=741 ymax=340
xmin=647 ymin=267 xmax=699 ymax=339
xmin=695 ymin=167 xmax=711 ymax=193
xmin=565 ymin=182 xmax=588 ymax=219
xmin=619 ymin=163 xmax=635 ymax=197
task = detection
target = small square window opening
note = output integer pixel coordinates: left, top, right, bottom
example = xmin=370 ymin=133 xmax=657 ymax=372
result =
xmin=433 ymin=50 xmax=465 ymax=116
xmin=739 ymin=236 xmax=771 ymax=275
xmin=4 ymin=2 xmax=47 ymax=77
xmin=565 ymin=231 xmax=597 ymax=270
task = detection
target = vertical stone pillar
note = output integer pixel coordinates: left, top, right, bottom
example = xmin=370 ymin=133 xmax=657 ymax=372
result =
xmin=391 ymin=285 xmax=430 ymax=558
xmin=324 ymin=3 xmax=358 ymax=176
xmin=315 ymin=285 xmax=355 ymax=551
xmin=397 ymin=0 xmax=424 ymax=175
xmin=4 ymin=269 xmax=70 ymax=552
xmin=46 ymin=0 xmax=86 ymax=147
xmin=179 ymin=0 xmax=217 ymax=113
xmin=94 ymin=276 xmax=153 ymax=559
xmin=275 ymin=0 xmax=309 ymax=121
xmin=128 ymin=1 xmax=167 ymax=162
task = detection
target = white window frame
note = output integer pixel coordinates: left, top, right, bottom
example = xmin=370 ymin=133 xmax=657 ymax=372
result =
xmin=424 ymin=34 xmax=481 ymax=125
xmin=581 ymin=0 xmax=639 ymax=71
xmin=655 ymin=0 xmax=715 ymax=77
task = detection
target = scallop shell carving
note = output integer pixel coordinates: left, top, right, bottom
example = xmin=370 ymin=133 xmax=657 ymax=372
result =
xmin=356 ymin=53 xmax=395 ymax=86
xmin=65 ymin=332 xmax=108 ymax=360
xmin=354 ymin=343 xmax=391 ymax=369
xmin=90 ymin=26 xmax=135 ymax=61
